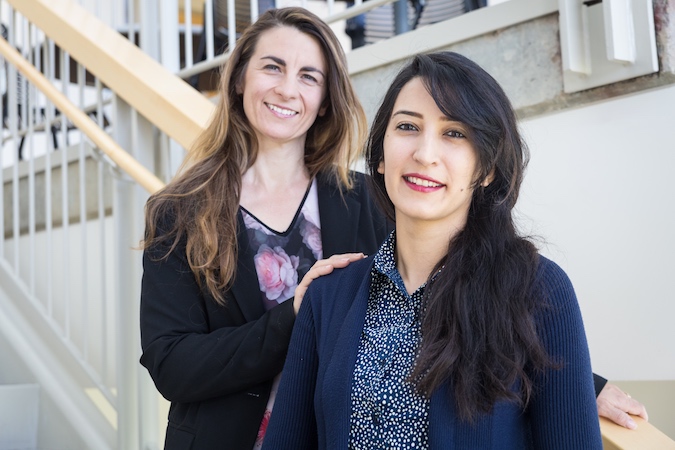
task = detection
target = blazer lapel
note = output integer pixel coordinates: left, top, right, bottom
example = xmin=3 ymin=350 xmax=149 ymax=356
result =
xmin=317 ymin=173 xmax=361 ymax=256
xmin=229 ymin=209 xmax=266 ymax=322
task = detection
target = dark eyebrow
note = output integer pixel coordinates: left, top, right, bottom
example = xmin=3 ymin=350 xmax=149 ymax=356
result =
xmin=392 ymin=110 xmax=452 ymax=121
xmin=392 ymin=110 xmax=422 ymax=119
xmin=302 ymin=66 xmax=326 ymax=78
xmin=261 ymin=55 xmax=286 ymax=66
xmin=261 ymin=55 xmax=325 ymax=78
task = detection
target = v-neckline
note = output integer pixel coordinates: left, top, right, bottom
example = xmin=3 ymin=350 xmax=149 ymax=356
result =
xmin=240 ymin=179 xmax=314 ymax=235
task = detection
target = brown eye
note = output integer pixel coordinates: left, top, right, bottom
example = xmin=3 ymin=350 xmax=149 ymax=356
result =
xmin=396 ymin=123 xmax=418 ymax=131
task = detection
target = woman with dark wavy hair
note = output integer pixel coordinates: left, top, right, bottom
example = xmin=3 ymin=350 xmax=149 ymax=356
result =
xmin=139 ymin=7 xmax=389 ymax=449
xmin=263 ymin=51 xmax=603 ymax=448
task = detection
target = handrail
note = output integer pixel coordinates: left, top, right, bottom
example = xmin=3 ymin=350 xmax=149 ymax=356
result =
xmin=1 ymin=97 xmax=112 ymax=144
xmin=601 ymin=416 xmax=675 ymax=449
xmin=0 ymin=37 xmax=165 ymax=194
xmin=9 ymin=0 xmax=215 ymax=152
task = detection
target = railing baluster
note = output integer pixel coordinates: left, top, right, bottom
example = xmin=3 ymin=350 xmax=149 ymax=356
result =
xmin=60 ymin=47 xmax=70 ymax=339
xmin=250 ymin=0 xmax=259 ymax=24
xmin=227 ymin=0 xmax=236 ymax=54
xmin=19 ymin=14 xmax=27 ymax=147
xmin=95 ymin=77 xmax=109 ymax=387
xmin=27 ymin=21 xmax=36 ymax=296
xmin=128 ymin=0 xmax=136 ymax=47
xmin=45 ymin=37 xmax=55 ymax=316
xmin=0 ymin=5 xmax=4 ymax=257
xmin=185 ymin=0 xmax=193 ymax=68
xmin=77 ymin=61 xmax=88 ymax=359
xmin=9 ymin=9 xmax=20 ymax=275
xmin=204 ymin=0 xmax=214 ymax=60
xmin=0 ymin=56 xmax=4 ymax=260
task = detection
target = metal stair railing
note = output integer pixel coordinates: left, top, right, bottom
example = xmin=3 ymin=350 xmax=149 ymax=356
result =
xmin=176 ymin=0 xmax=422 ymax=85
xmin=0 ymin=2 xmax=169 ymax=448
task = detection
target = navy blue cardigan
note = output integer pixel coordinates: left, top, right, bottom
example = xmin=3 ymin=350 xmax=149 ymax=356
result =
xmin=263 ymin=255 xmax=602 ymax=449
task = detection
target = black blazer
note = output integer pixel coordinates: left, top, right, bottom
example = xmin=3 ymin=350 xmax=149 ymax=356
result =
xmin=140 ymin=171 xmax=391 ymax=450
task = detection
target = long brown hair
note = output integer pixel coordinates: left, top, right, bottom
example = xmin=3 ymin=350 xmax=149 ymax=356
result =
xmin=144 ymin=7 xmax=367 ymax=304
xmin=367 ymin=52 xmax=553 ymax=421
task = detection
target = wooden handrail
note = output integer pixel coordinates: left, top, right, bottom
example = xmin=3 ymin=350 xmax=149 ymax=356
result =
xmin=9 ymin=0 xmax=215 ymax=151
xmin=0 ymin=37 xmax=165 ymax=194
xmin=601 ymin=416 xmax=675 ymax=449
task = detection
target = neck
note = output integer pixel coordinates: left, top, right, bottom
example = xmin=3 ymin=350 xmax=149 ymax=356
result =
xmin=394 ymin=219 xmax=461 ymax=294
xmin=244 ymin=143 xmax=309 ymax=191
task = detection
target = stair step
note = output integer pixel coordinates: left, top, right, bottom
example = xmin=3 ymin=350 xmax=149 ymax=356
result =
xmin=0 ymin=384 xmax=39 ymax=450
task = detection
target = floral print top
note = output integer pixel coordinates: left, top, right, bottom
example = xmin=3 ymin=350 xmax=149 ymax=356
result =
xmin=242 ymin=179 xmax=323 ymax=310
xmin=243 ymin=179 xmax=322 ymax=450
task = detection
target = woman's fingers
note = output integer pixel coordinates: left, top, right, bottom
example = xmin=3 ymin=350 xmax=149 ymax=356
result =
xmin=293 ymin=253 xmax=366 ymax=314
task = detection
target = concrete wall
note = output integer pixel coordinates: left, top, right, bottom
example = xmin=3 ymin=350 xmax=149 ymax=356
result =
xmin=349 ymin=0 xmax=675 ymax=122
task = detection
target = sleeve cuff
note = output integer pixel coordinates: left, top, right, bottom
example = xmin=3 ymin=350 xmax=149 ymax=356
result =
xmin=593 ymin=373 xmax=608 ymax=397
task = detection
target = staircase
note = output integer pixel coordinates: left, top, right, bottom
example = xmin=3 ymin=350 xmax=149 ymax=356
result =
xmin=1 ymin=0 xmax=674 ymax=448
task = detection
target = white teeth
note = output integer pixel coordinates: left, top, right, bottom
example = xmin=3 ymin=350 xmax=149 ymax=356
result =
xmin=405 ymin=176 xmax=442 ymax=188
xmin=266 ymin=103 xmax=297 ymax=116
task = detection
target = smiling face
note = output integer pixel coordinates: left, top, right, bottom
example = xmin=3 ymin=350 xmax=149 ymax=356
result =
xmin=378 ymin=77 xmax=481 ymax=233
xmin=239 ymin=26 xmax=327 ymax=150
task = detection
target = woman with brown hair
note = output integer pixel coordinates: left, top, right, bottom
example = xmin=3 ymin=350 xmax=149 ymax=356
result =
xmin=139 ymin=7 xmax=389 ymax=449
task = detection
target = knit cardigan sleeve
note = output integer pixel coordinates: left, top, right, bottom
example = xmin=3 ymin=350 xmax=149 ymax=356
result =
xmin=262 ymin=289 xmax=320 ymax=450
xmin=527 ymin=257 xmax=602 ymax=448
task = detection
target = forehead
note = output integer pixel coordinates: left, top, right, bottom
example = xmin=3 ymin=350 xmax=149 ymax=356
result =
xmin=251 ymin=26 xmax=326 ymax=69
xmin=392 ymin=77 xmax=442 ymax=115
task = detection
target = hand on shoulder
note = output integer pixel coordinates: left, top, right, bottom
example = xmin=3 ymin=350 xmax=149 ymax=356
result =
xmin=293 ymin=253 xmax=366 ymax=314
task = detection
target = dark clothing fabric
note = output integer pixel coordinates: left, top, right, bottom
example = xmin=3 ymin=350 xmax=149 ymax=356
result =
xmin=594 ymin=373 xmax=608 ymax=397
xmin=139 ymin=171 xmax=391 ymax=450
xmin=350 ymin=233 xmax=430 ymax=448
xmin=262 ymin=255 xmax=603 ymax=449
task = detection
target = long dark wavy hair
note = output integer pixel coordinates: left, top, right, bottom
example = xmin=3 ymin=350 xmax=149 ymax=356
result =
xmin=143 ymin=7 xmax=367 ymax=304
xmin=366 ymin=52 xmax=554 ymax=421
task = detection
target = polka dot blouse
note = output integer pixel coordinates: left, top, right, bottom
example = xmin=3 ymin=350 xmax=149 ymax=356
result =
xmin=349 ymin=233 xmax=430 ymax=449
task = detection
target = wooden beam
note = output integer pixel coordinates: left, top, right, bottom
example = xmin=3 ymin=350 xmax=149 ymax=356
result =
xmin=601 ymin=416 xmax=675 ymax=450
xmin=0 ymin=37 xmax=165 ymax=194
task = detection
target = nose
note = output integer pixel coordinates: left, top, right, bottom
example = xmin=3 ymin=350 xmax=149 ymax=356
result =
xmin=412 ymin=132 xmax=439 ymax=166
xmin=274 ymin=74 xmax=298 ymax=99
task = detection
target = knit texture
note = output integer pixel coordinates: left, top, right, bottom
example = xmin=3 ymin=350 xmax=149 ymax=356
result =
xmin=262 ymin=255 xmax=602 ymax=449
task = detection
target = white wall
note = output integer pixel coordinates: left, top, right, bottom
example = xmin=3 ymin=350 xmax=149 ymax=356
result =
xmin=517 ymin=84 xmax=675 ymax=380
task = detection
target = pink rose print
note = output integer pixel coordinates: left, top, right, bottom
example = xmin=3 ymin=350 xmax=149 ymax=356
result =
xmin=254 ymin=245 xmax=299 ymax=302
xmin=300 ymin=218 xmax=323 ymax=260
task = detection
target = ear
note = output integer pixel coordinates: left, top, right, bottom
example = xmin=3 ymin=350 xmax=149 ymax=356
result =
xmin=235 ymin=80 xmax=244 ymax=95
xmin=481 ymin=168 xmax=496 ymax=187
xmin=318 ymin=98 xmax=329 ymax=117
xmin=377 ymin=160 xmax=385 ymax=174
